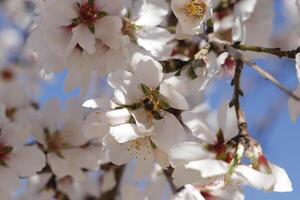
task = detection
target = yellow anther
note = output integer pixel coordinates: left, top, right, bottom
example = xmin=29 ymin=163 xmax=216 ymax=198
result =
xmin=184 ymin=0 xmax=207 ymax=19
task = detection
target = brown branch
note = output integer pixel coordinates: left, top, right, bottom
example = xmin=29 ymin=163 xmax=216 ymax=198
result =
xmin=232 ymin=43 xmax=300 ymax=59
xmin=100 ymin=165 xmax=124 ymax=200
xmin=209 ymin=38 xmax=300 ymax=101
xmin=244 ymin=61 xmax=300 ymax=101
xmin=229 ymin=59 xmax=248 ymax=137
xmin=163 ymin=167 xmax=178 ymax=194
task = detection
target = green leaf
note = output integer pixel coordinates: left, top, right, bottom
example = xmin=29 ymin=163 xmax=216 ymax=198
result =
xmin=88 ymin=0 xmax=95 ymax=6
xmin=187 ymin=65 xmax=197 ymax=79
xmin=140 ymin=83 xmax=152 ymax=95
xmin=0 ymin=159 xmax=8 ymax=167
xmin=216 ymin=129 xmax=225 ymax=144
xmin=56 ymin=151 xmax=65 ymax=159
xmin=2 ymin=146 xmax=13 ymax=153
xmin=97 ymin=11 xmax=107 ymax=18
xmin=88 ymin=24 xmax=95 ymax=34
xmin=158 ymin=95 xmax=170 ymax=109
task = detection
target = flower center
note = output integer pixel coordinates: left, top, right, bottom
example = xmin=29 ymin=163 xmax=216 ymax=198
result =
xmin=78 ymin=1 xmax=98 ymax=24
xmin=0 ymin=142 xmax=13 ymax=166
xmin=184 ymin=0 xmax=207 ymax=19
xmin=65 ymin=0 xmax=106 ymax=32
xmin=122 ymin=18 xmax=137 ymax=39
xmin=0 ymin=68 xmax=15 ymax=82
xmin=46 ymin=131 xmax=66 ymax=156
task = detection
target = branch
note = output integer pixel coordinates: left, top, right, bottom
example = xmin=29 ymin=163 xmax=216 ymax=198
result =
xmin=209 ymin=38 xmax=300 ymax=101
xmin=229 ymin=59 xmax=248 ymax=137
xmin=100 ymin=165 xmax=124 ymax=200
xmin=244 ymin=61 xmax=300 ymax=101
xmin=232 ymin=43 xmax=300 ymax=59
xmin=163 ymin=167 xmax=178 ymax=194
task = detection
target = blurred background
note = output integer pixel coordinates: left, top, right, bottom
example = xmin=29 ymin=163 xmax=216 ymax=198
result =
xmin=0 ymin=0 xmax=299 ymax=199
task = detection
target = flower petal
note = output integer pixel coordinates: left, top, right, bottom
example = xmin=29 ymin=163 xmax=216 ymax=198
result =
xmin=160 ymin=82 xmax=189 ymax=110
xmin=8 ymin=146 xmax=46 ymax=177
xmin=181 ymin=111 xmax=216 ymax=144
xmin=185 ymin=159 xmax=229 ymax=178
xmin=151 ymin=112 xmax=187 ymax=153
xmin=0 ymin=167 xmax=20 ymax=191
xmin=72 ymin=24 xmax=96 ymax=54
xmin=95 ymin=16 xmax=123 ymax=49
xmin=217 ymin=102 xmax=238 ymax=142
xmin=132 ymin=52 xmax=163 ymax=89
xmin=169 ymin=142 xmax=213 ymax=167
xmin=110 ymin=123 xmax=142 ymax=143
xmin=288 ymin=85 xmax=300 ymax=122
xmin=233 ymin=165 xmax=276 ymax=191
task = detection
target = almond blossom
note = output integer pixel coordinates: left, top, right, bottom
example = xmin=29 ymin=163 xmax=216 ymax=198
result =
xmin=31 ymin=99 xmax=107 ymax=181
xmin=122 ymin=0 xmax=173 ymax=58
xmin=170 ymin=102 xmax=292 ymax=192
xmin=107 ymin=52 xmax=189 ymax=131
xmin=171 ymin=0 xmax=213 ymax=35
xmin=0 ymin=103 xmax=45 ymax=200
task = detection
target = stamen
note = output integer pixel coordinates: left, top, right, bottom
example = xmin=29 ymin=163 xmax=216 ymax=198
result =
xmin=184 ymin=0 xmax=207 ymax=19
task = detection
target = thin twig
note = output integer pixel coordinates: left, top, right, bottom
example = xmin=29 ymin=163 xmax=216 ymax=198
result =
xmin=232 ymin=43 xmax=300 ymax=59
xmin=244 ymin=61 xmax=300 ymax=101
xmin=209 ymin=39 xmax=300 ymax=101
xmin=163 ymin=167 xmax=178 ymax=194
xmin=100 ymin=165 xmax=124 ymax=200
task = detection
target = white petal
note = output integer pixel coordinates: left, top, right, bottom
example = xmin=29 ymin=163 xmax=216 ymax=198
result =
xmin=47 ymin=153 xmax=85 ymax=181
xmin=0 ymin=167 xmax=20 ymax=191
xmin=217 ymin=102 xmax=238 ymax=142
xmin=110 ymin=123 xmax=142 ymax=143
xmin=2 ymin=122 xmax=29 ymax=147
xmin=0 ymin=102 xmax=7 ymax=126
xmin=160 ymin=82 xmax=189 ymax=110
xmin=270 ymin=163 xmax=293 ymax=192
xmin=63 ymin=148 xmax=100 ymax=171
xmin=72 ymin=24 xmax=96 ymax=54
xmin=132 ymin=52 xmax=163 ymax=89
xmin=173 ymin=184 xmax=205 ymax=200
xmin=181 ymin=111 xmax=216 ymax=144
xmin=170 ymin=142 xmax=213 ymax=167
xmin=136 ymin=27 xmax=173 ymax=58
xmin=105 ymin=108 xmax=131 ymax=125
xmin=172 ymin=165 xmax=208 ymax=187
xmin=103 ymin=135 xmax=132 ymax=165
xmin=233 ymin=165 xmax=276 ymax=191
xmin=288 ymin=85 xmax=300 ymax=122
xmin=82 ymin=98 xmax=111 ymax=109
xmin=134 ymin=143 xmax=154 ymax=180
xmin=296 ymin=53 xmax=300 ymax=82
xmin=42 ymin=99 xmax=62 ymax=133
xmin=185 ymin=159 xmax=229 ymax=178
xmin=8 ymin=146 xmax=46 ymax=177
xmin=95 ymin=16 xmax=123 ymax=49
xmin=132 ymin=109 xmax=154 ymax=132
xmin=153 ymin=148 xmax=170 ymax=169
xmin=151 ymin=112 xmax=187 ymax=153
xmin=108 ymin=70 xmax=143 ymax=103
xmin=134 ymin=0 xmax=169 ymax=27
xmin=82 ymin=112 xmax=109 ymax=140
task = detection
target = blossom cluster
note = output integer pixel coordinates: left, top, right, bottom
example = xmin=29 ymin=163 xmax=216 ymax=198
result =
xmin=0 ymin=0 xmax=299 ymax=199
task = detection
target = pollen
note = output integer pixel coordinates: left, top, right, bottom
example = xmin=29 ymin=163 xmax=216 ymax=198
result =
xmin=127 ymin=138 xmax=152 ymax=159
xmin=184 ymin=0 xmax=207 ymax=19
